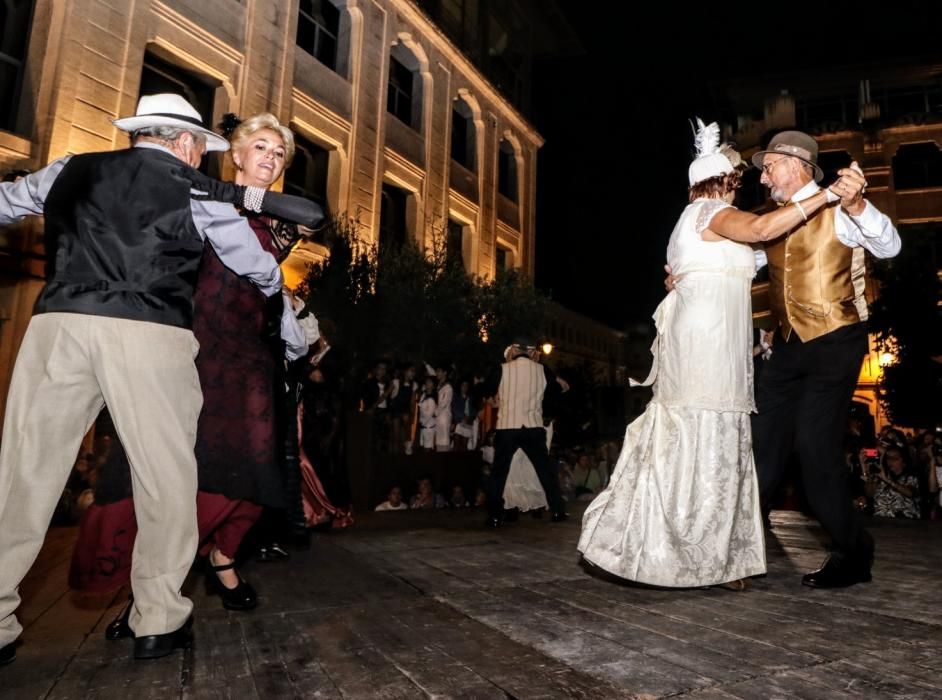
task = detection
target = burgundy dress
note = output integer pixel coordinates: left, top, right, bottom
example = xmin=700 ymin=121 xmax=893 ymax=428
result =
xmin=70 ymin=215 xmax=299 ymax=593
xmin=192 ymin=214 xmax=288 ymax=508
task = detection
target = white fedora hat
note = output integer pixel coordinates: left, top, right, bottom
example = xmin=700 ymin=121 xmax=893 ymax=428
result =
xmin=113 ymin=93 xmax=229 ymax=152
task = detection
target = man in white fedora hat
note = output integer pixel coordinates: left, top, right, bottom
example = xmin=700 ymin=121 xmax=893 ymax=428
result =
xmin=0 ymin=93 xmax=318 ymax=663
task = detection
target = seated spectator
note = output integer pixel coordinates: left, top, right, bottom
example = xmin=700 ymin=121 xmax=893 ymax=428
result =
xmin=375 ymin=485 xmax=409 ymax=512
xmin=410 ymin=476 xmax=445 ymax=509
xmin=867 ymin=446 xmax=921 ymax=519
xmin=472 ymin=487 xmax=487 ymax=508
xmin=449 ymin=485 xmax=469 ymax=508
xmin=571 ymin=453 xmax=608 ymax=501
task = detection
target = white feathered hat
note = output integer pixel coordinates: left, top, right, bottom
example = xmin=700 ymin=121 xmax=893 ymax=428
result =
xmin=687 ymin=118 xmax=734 ymax=186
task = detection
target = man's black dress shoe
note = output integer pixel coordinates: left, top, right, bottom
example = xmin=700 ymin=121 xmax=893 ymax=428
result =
xmin=105 ymin=595 xmax=134 ymax=640
xmin=485 ymin=516 xmax=501 ymax=529
xmin=0 ymin=641 xmax=15 ymax=665
xmin=133 ymin=618 xmax=193 ymax=660
xmin=207 ymin=562 xmax=258 ymax=611
xmin=256 ymin=542 xmax=290 ymax=563
xmin=802 ymin=555 xmax=872 ymax=589
xmin=550 ymin=511 xmax=569 ymax=523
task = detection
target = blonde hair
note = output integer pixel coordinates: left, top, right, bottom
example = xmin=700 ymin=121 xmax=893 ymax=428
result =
xmin=229 ymin=112 xmax=296 ymax=166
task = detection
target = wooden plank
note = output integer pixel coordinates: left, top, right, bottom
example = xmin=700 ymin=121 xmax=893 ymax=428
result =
xmin=782 ymin=658 xmax=941 ymax=699
xmin=278 ymin=610 xmax=426 ymax=699
xmin=344 ymin=602 xmax=507 ymax=699
xmin=376 ymin=597 xmax=625 ymax=699
xmin=550 ymin=578 xmax=821 ymax=673
xmin=515 ymin=584 xmax=759 ymax=684
xmin=25 ymin=590 xmax=183 ymax=700
xmin=440 ymin=586 xmax=710 ymax=696
xmin=181 ymin=616 xmax=259 ymax=700
xmin=238 ymin=614 xmax=342 ymax=699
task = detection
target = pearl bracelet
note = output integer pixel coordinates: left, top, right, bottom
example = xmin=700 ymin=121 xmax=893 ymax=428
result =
xmin=243 ymin=186 xmax=265 ymax=213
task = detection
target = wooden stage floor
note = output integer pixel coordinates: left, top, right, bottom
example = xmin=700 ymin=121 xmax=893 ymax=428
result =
xmin=3 ymin=507 xmax=940 ymax=699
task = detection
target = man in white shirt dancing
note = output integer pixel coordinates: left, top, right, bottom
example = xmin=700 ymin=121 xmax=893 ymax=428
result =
xmin=481 ymin=336 xmax=569 ymax=528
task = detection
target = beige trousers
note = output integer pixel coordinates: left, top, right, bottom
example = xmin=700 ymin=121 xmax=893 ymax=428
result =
xmin=0 ymin=313 xmax=202 ymax=644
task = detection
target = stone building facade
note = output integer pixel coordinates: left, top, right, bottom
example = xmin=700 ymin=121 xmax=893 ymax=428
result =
xmin=0 ymin=0 xmax=551 ymax=423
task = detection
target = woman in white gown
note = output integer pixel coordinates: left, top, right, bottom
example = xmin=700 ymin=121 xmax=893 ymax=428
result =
xmin=577 ymin=121 xmax=844 ymax=588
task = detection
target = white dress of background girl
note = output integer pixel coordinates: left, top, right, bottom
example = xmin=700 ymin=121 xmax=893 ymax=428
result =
xmin=502 ymin=423 xmax=553 ymax=512
xmin=434 ymin=380 xmax=453 ymax=451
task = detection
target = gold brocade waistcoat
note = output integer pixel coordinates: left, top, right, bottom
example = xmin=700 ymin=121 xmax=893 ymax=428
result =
xmin=765 ymin=206 xmax=859 ymax=342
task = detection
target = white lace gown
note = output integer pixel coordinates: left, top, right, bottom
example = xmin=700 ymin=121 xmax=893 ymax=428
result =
xmin=577 ymin=199 xmax=767 ymax=587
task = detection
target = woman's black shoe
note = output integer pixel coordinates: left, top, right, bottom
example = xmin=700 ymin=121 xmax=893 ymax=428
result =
xmin=105 ymin=595 xmax=134 ymax=640
xmin=207 ymin=562 xmax=258 ymax=611
xmin=0 ymin=641 xmax=15 ymax=665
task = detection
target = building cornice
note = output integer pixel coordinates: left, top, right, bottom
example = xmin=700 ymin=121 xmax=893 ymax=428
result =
xmin=151 ymin=1 xmax=244 ymax=66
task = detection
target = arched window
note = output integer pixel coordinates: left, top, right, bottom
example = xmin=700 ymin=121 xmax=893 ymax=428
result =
xmin=451 ymin=98 xmax=476 ymax=171
xmin=296 ymin=0 xmax=341 ymax=71
xmin=0 ymin=0 xmax=35 ymax=132
xmin=284 ymin=134 xmax=330 ymax=208
xmin=387 ymin=43 xmax=424 ymax=131
xmin=379 ymin=183 xmax=410 ymax=253
xmin=892 ymin=142 xmax=942 ymax=190
xmin=817 ymin=150 xmax=853 ymax=187
xmin=498 ymin=138 xmax=518 ymax=202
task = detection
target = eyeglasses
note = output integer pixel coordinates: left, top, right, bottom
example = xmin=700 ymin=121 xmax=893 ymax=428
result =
xmin=761 ymin=156 xmax=790 ymax=176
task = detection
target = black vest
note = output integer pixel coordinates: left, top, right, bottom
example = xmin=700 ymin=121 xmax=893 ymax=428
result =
xmin=36 ymin=147 xmax=204 ymax=328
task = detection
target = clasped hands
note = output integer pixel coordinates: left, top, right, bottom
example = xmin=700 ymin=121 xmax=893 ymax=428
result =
xmin=827 ymin=161 xmax=867 ymax=214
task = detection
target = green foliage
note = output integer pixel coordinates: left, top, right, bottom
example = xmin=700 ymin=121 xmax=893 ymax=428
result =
xmin=868 ymin=225 xmax=942 ymax=428
xmin=298 ymin=214 xmax=548 ymax=378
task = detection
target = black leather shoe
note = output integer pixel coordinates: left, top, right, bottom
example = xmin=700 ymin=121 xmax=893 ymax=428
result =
xmin=207 ymin=562 xmax=258 ymax=611
xmin=256 ymin=543 xmax=291 ymax=563
xmin=105 ymin=595 xmax=134 ymax=641
xmin=802 ymin=555 xmax=872 ymax=589
xmin=0 ymin=641 xmax=15 ymax=665
xmin=133 ymin=618 xmax=193 ymax=660
xmin=551 ymin=511 xmax=569 ymax=523
xmin=485 ymin=516 xmax=501 ymax=529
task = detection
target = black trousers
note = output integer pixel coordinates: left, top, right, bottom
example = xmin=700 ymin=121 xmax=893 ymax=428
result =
xmin=752 ymin=322 xmax=872 ymax=561
xmin=488 ymin=427 xmax=564 ymax=518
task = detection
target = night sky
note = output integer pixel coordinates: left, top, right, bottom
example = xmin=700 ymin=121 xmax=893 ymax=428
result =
xmin=531 ymin=1 xmax=942 ymax=329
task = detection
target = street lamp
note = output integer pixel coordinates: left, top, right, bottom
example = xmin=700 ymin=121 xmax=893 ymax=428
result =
xmin=541 ymin=342 xmax=553 ymax=355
